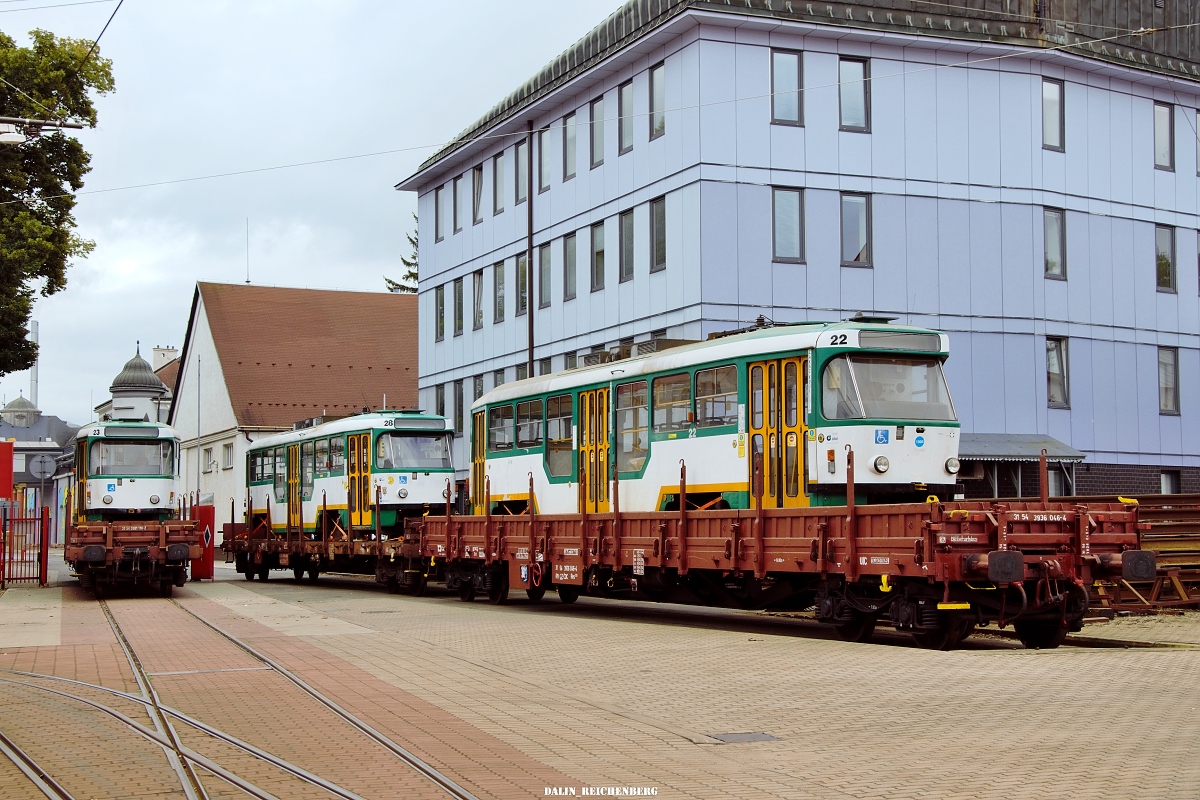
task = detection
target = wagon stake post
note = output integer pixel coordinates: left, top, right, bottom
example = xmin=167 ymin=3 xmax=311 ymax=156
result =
xmin=678 ymin=460 xmax=688 ymax=576
xmin=1039 ymin=448 xmax=1049 ymax=505
xmin=528 ymin=472 xmax=536 ymax=581
xmin=845 ymin=445 xmax=856 ymax=581
xmin=612 ymin=468 xmax=621 ymax=570
xmin=754 ymin=452 xmax=764 ymax=579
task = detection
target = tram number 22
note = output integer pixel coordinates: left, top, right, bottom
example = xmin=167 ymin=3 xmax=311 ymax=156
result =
xmin=828 ymin=334 xmax=849 ymax=346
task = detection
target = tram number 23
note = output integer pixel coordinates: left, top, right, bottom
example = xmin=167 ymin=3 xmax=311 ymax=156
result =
xmin=828 ymin=334 xmax=849 ymax=346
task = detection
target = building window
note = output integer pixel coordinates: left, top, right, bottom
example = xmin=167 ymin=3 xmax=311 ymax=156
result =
xmin=1161 ymin=470 xmax=1181 ymax=495
xmin=1154 ymin=102 xmax=1174 ymax=171
xmin=590 ymin=221 xmax=605 ymax=291
xmin=452 ymin=176 xmax=462 ymax=233
xmin=772 ymin=187 xmax=803 ymax=262
xmin=618 ymin=80 xmax=633 ymax=154
xmin=563 ymin=112 xmax=576 ymax=180
xmin=1159 ymin=347 xmax=1179 ymax=415
xmin=515 ymin=139 xmax=528 ymax=204
xmin=516 ymin=363 xmax=528 ymax=381
xmin=563 ymin=232 xmax=577 ymax=300
xmin=516 ymin=253 xmax=528 ymax=316
xmin=453 ymin=380 xmax=464 ymax=435
xmin=838 ymin=57 xmax=870 ymax=132
xmin=435 ymin=384 xmax=445 ymax=418
xmin=771 ymin=50 xmax=802 ymax=125
xmin=1046 ymin=337 xmax=1069 ymax=408
xmin=202 ymin=447 xmax=213 ymax=473
xmin=472 ymin=164 xmax=484 ymax=224
xmin=1156 ymin=225 xmax=1176 ymax=292
xmin=538 ymin=128 xmax=551 ymax=193
xmin=453 ymin=277 xmax=463 ymax=336
xmin=590 ymin=96 xmax=604 ymax=168
xmin=493 ymin=368 xmax=505 ymax=388
xmin=537 ymin=243 xmax=552 ymax=308
xmin=539 ymin=357 xmax=552 ymax=376
xmin=434 ymin=185 xmax=445 ymax=241
xmin=619 ymin=209 xmax=634 ymax=282
xmin=472 ymin=374 xmax=484 ymax=401
xmin=1042 ymin=78 xmax=1064 ymax=151
xmin=472 ymin=270 xmax=483 ymax=329
xmin=840 ymin=193 xmax=871 ymax=266
xmin=650 ymin=196 xmax=666 ymax=273
xmin=493 ymin=262 xmax=505 ymax=323
xmin=1044 ymin=208 xmax=1065 ymax=279
xmin=649 ymin=62 xmax=665 ymax=139
xmin=222 ymin=442 xmax=234 ymax=469
xmin=565 ymin=352 xmax=577 ymax=370
xmin=493 ymin=152 xmax=505 ymax=214
xmin=434 ymin=284 xmax=445 ymax=341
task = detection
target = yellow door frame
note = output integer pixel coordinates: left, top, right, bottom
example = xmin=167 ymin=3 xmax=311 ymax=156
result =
xmin=749 ymin=358 xmax=809 ymax=509
xmin=287 ymin=444 xmax=301 ymax=530
xmin=578 ymin=388 xmax=610 ymax=514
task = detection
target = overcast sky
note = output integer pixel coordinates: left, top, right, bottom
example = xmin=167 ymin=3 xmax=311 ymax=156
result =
xmin=0 ymin=0 xmax=621 ymax=425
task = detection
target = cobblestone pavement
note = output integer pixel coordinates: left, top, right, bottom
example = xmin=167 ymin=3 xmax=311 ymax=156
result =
xmin=1 ymin=563 xmax=1198 ymax=799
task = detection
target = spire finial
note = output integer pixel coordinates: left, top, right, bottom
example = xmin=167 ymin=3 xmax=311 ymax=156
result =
xmin=136 ymin=340 xmax=141 ymax=356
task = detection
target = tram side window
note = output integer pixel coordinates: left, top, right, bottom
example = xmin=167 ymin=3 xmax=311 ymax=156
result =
xmin=315 ymin=438 xmax=330 ymax=477
xmin=821 ymin=357 xmax=863 ymax=420
xmin=616 ymin=381 xmax=648 ymax=472
xmin=652 ymin=373 xmax=692 ymax=432
xmin=301 ymin=441 xmax=315 ymax=499
xmin=488 ymin=405 xmax=515 ymax=451
xmin=695 ymin=366 xmax=738 ymax=427
xmin=329 ymin=437 xmax=345 ymax=474
xmin=545 ymin=394 xmax=573 ymax=477
xmin=273 ymin=447 xmax=287 ymax=503
xmin=517 ymin=399 xmax=544 ymax=448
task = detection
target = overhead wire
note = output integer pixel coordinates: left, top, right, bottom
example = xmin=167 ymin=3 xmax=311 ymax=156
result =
xmin=0 ymin=0 xmax=117 ymax=12
xmin=1 ymin=16 xmax=1199 ymax=208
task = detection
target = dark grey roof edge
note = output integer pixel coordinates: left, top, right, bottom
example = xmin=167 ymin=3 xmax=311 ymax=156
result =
xmin=402 ymin=0 xmax=1200 ymax=187
xmin=958 ymin=433 xmax=1086 ymax=461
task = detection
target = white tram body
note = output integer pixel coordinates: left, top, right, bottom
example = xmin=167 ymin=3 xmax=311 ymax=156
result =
xmin=72 ymin=420 xmax=179 ymax=517
xmin=472 ymin=320 xmax=961 ymax=514
xmin=246 ymin=410 xmax=456 ymax=536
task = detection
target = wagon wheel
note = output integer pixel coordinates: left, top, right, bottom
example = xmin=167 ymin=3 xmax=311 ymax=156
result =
xmin=833 ymin=612 xmax=876 ymax=643
xmin=244 ymin=568 xmax=255 ymax=581
xmin=457 ymin=581 xmax=476 ymax=602
xmin=411 ymin=570 xmax=428 ymax=597
xmin=488 ymin=571 xmax=509 ymax=605
xmin=910 ymin=627 xmax=956 ymax=651
xmin=293 ymin=565 xmax=306 ymax=582
xmin=306 ymin=569 xmax=320 ymax=583
xmin=385 ymin=575 xmax=400 ymax=594
xmin=1013 ymin=620 xmax=1068 ymax=650
xmin=158 ymin=580 xmax=173 ymax=599
xmin=956 ymin=623 xmax=977 ymax=643
xmin=526 ymin=585 xmax=546 ymax=602
xmin=557 ymin=585 xmax=580 ymax=604
xmin=258 ymin=566 xmax=270 ymax=581
xmin=93 ymin=580 xmax=104 ymax=600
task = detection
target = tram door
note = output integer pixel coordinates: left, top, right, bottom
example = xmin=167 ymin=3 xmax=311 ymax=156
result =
xmin=578 ymin=388 xmax=610 ymax=513
xmin=747 ymin=357 xmax=808 ymax=508
xmin=347 ymin=433 xmax=372 ymax=528
xmin=471 ymin=411 xmax=487 ymax=514
xmin=286 ymin=444 xmax=301 ymax=531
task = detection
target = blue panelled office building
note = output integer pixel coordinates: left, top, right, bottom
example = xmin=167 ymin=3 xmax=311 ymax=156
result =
xmin=398 ymin=0 xmax=1200 ymax=497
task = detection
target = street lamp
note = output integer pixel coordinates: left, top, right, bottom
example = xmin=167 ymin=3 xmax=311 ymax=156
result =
xmin=0 ymin=115 xmax=84 ymax=146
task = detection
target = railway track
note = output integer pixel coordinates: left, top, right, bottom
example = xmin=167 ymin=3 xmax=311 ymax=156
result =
xmin=0 ymin=596 xmax=481 ymax=800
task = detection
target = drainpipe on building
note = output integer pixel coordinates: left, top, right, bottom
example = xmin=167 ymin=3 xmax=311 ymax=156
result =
xmin=526 ymin=120 xmax=535 ymax=378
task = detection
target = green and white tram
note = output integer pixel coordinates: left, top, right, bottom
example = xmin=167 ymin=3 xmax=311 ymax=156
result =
xmin=241 ymin=410 xmax=455 ymax=579
xmin=471 ymin=318 xmax=960 ymax=515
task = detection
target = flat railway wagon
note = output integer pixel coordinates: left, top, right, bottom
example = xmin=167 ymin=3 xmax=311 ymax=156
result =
xmin=65 ymin=419 xmax=199 ymax=597
xmin=227 ymin=319 xmax=1158 ymax=649
xmin=225 ymin=410 xmax=455 ymax=581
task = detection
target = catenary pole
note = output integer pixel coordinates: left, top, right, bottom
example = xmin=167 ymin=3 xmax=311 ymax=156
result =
xmin=526 ymin=120 xmax=534 ymax=378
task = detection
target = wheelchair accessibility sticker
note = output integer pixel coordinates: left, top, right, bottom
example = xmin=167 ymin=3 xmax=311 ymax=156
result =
xmin=874 ymin=429 xmax=889 ymax=445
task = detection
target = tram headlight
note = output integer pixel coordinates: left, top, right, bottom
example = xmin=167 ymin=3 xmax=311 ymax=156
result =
xmin=873 ymin=456 xmax=890 ymax=474
xmin=149 ymin=495 xmax=161 ymax=505
xmin=397 ymin=488 xmax=408 ymax=499
xmin=945 ymin=457 xmax=961 ymax=475
xmin=102 ymin=494 xmax=113 ymax=505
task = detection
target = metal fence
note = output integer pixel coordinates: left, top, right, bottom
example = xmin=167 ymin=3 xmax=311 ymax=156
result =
xmin=1 ymin=506 xmax=49 ymax=588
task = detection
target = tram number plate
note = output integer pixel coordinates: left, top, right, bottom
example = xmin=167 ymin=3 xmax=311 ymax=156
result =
xmin=633 ymin=549 xmax=645 ymax=576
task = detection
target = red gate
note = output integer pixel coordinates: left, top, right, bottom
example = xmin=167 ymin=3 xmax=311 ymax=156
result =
xmin=1 ymin=506 xmax=49 ymax=588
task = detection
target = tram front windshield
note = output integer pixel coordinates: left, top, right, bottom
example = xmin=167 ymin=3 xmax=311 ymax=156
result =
xmin=375 ymin=432 xmax=453 ymax=470
xmin=822 ymin=355 xmax=956 ymax=421
xmin=89 ymin=440 xmax=175 ymax=476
